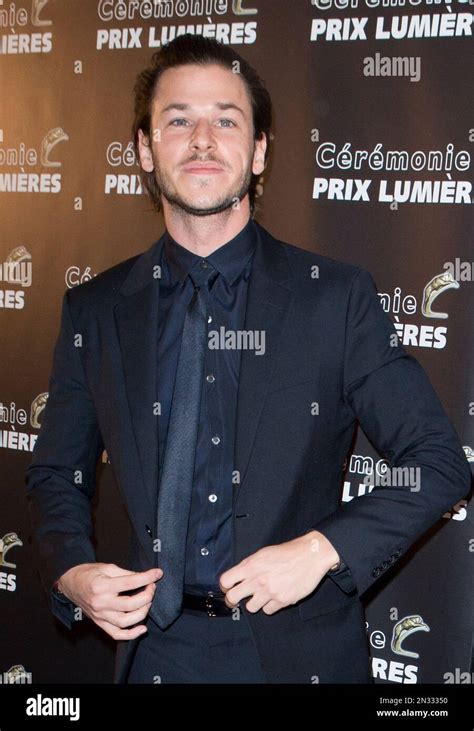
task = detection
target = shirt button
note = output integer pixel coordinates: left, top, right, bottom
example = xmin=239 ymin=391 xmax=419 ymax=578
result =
xmin=211 ymin=435 xmax=220 ymax=445
xmin=201 ymin=260 xmax=209 ymax=268
xmin=208 ymin=494 xmax=217 ymax=503
xmin=200 ymin=547 xmax=209 ymax=556
xmin=206 ymin=374 xmax=215 ymax=383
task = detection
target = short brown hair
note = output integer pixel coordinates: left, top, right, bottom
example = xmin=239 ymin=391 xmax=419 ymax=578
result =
xmin=131 ymin=33 xmax=272 ymax=214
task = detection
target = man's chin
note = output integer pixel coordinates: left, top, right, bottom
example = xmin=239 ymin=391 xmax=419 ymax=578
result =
xmin=165 ymin=194 xmax=238 ymax=217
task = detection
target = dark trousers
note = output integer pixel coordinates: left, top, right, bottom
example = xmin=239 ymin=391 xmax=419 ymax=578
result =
xmin=127 ymin=607 xmax=266 ymax=684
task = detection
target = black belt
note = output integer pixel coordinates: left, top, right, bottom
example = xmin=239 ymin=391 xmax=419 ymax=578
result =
xmin=182 ymin=591 xmax=237 ymax=617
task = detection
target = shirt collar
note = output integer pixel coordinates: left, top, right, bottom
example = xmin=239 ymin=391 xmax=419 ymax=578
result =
xmin=163 ymin=216 xmax=257 ymax=287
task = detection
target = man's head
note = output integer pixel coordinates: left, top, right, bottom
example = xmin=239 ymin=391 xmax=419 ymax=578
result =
xmin=132 ymin=34 xmax=272 ymax=217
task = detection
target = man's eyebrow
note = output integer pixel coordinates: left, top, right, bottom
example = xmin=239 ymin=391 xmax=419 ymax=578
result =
xmin=160 ymin=102 xmax=245 ymax=116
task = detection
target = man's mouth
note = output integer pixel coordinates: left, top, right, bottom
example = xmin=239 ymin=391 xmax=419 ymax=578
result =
xmin=183 ymin=162 xmax=225 ymax=174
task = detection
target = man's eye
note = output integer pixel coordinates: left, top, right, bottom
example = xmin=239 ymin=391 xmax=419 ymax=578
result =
xmin=169 ymin=118 xmax=235 ymax=128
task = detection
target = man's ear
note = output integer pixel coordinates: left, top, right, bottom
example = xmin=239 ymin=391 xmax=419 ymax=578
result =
xmin=252 ymin=132 xmax=267 ymax=177
xmin=138 ymin=129 xmax=155 ymax=172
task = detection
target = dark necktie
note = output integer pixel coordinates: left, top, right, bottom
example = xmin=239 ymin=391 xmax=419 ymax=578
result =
xmin=153 ymin=261 xmax=218 ymax=629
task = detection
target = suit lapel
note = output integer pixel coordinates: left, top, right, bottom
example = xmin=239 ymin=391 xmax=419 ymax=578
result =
xmin=113 ymin=235 xmax=165 ymax=516
xmin=233 ymin=224 xmax=294 ymax=508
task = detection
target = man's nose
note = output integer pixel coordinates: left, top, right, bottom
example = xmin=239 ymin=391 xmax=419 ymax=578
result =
xmin=189 ymin=119 xmax=216 ymax=151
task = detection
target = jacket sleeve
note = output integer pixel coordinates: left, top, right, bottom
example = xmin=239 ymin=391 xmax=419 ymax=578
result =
xmin=316 ymin=268 xmax=471 ymax=597
xmin=25 ymin=289 xmax=104 ymax=629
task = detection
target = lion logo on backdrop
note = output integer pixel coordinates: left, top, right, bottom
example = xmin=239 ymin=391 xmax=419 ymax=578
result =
xmin=3 ymin=246 xmax=32 ymax=287
xmin=233 ymin=0 xmax=258 ymax=14
xmin=422 ymin=271 xmax=460 ymax=319
xmin=463 ymin=446 xmax=473 ymax=463
xmin=391 ymin=615 xmax=430 ymax=659
xmin=30 ymin=392 xmax=48 ymax=429
xmin=40 ymin=127 xmax=69 ymax=167
xmin=2 ymin=664 xmax=31 ymax=684
xmin=31 ymin=0 xmax=52 ymax=27
xmin=0 ymin=533 xmax=23 ymax=569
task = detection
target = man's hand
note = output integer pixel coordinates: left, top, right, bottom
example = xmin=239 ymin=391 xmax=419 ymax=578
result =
xmin=219 ymin=530 xmax=340 ymax=615
xmin=56 ymin=563 xmax=163 ymax=640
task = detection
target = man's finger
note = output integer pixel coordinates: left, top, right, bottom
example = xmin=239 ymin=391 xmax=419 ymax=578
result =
xmin=261 ymin=600 xmax=283 ymax=615
xmin=244 ymin=595 xmax=269 ymax=614
xmin=110 ymin=584 xmax=157 ymax=612
xmin=224 ymin=581 xmax=255 ymax=608
xmin=110 ymin=568 xmax=163 ymax=594
xmin=106 ymin=603 xmax=153 ymax=629
xmin=219 ymin=563 xmax=247 ymax=592
xmin=95 ymin=618 xmax=149 ymax=641
xmin=101 ymin=564 xmax=138 ymax=578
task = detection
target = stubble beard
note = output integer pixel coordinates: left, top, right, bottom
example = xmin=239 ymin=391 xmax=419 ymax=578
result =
xmin=151 ymin=152 xmax=254 ymax=217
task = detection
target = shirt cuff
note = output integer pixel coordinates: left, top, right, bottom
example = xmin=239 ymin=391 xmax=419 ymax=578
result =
xmin=326 ymin=556 xmax=358 ymax=595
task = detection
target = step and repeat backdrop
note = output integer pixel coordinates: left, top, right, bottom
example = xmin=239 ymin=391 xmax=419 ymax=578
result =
xmin=0 ymin=0 xmax=473 ymax=685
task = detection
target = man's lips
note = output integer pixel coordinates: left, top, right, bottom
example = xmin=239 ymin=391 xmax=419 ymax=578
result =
xmin=183 ymin=163 xmax=224 ymax=174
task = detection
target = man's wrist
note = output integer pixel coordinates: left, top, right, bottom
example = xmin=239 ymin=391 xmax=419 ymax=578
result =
xmin=303 ymin=530 xmax=340 ymax=573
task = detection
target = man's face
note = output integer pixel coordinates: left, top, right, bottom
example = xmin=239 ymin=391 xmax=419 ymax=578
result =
xmin=138 ymin=63 xmax=266 ymax=216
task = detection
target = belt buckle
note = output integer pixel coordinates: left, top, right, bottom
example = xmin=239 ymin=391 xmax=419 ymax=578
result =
xmin=205 ymin=591 xmax=218 ymax=617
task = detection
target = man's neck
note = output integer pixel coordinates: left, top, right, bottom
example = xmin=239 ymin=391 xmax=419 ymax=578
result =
xmin=162 ymin=200 xmax=252 ymax=256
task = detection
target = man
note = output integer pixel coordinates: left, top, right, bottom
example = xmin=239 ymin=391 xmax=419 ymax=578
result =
xmin=26 ymin=34 xmax=470 ymax=684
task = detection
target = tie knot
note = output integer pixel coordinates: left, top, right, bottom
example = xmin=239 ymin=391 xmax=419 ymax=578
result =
xmin=189 ymin=260 xmax=218 ymax=291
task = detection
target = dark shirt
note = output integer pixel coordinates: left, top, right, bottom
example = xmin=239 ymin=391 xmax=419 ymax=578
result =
xmin=157 ymin=216 xmax=258 ymax=594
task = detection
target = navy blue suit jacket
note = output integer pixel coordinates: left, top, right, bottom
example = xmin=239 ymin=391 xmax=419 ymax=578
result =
xmin=25 ymin=221 xmax=470 ymax=683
